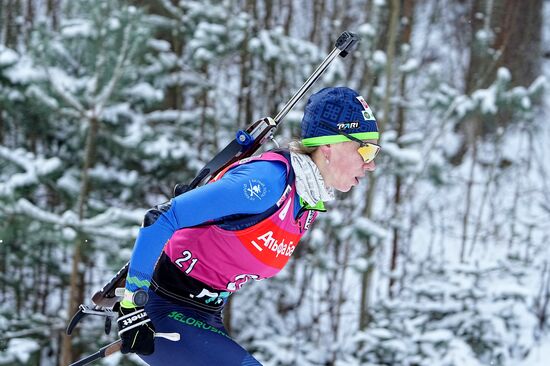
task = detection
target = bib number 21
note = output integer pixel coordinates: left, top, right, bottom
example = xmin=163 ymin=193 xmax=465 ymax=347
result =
xmin=174 ymin=250 xmax=198 ymax=274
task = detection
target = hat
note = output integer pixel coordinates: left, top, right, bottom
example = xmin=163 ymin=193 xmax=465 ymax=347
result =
xmin=301 ymin=87 xmax=379 ymax=146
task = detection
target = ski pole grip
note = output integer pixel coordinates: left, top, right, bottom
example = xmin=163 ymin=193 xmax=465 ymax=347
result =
xmin=335 ymin=31 xmax=360 ymax=57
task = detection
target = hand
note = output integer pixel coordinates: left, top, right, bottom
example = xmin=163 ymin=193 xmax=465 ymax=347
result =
xmin=117 ymin=305 xmax=155 ymax=355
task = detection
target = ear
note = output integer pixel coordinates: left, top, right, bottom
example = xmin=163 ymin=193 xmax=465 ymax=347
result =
xmin=318 ymin=144 xmax=332 ymax=159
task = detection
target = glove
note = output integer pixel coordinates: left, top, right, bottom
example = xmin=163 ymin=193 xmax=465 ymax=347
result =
xmin=117 ymin=305 xmax=155 ymax=355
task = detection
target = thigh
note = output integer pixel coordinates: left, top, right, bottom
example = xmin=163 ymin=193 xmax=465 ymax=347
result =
xmin=140 ymin=293 xmax=262 ymax=366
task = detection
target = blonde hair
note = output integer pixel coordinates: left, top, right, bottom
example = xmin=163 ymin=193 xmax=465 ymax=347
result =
xmin=288 ymin=139 xmax=319 ymax=155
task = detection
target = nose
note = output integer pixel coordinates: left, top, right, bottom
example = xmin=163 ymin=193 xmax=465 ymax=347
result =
xmin=364 ymin=160 xmax=376 ymax=171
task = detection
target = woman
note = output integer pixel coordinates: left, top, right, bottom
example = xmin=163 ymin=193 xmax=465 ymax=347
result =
xmin=116 ymin=86 xmax=380 ymax=365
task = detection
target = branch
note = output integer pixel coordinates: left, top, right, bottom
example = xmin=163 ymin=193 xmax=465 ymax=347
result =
xmin=45 ymin=67 xmax=86 ymax=114
xmin=94 ymin=21 xmax=132 ymax=111
xmin=158 ymin=0 xmax=184 ymax=18
xmin=0 ymin=146 xmax=62 ymax=196
xmin=5 ymin=198 xmax=141 ymax=240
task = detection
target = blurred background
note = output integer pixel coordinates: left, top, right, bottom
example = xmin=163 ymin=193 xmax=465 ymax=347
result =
xmin=0 ymin=0 xmax=549 ymax=365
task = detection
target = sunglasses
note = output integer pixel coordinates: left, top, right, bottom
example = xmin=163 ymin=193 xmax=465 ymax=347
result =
xmin=320 ymin=122 xmax=381 ymax=163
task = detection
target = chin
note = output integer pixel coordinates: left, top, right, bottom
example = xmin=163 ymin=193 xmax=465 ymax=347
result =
xmin=335 ymin=184 xmax=353 ymax=193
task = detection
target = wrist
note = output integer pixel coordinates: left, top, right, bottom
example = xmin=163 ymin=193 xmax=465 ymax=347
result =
xmin=121 ymin=289 xmax=149 ymax=308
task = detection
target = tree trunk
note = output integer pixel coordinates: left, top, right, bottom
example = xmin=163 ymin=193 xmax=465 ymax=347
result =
xmin=359 ymin=238 xmax=376 ymax=329
xmin=198 ymin=66 xmax=210 ymax=153
xmin=453 ymin=0 xmax=543 ymax=165
xmin=264 ymin=0 xmax=273 ymax=29
xmin=359 ymin=0 xmax=400 ymax=328
xmin=47 ymin=0 xmax=60 ymax=30
xmin=283 ymin=0 xmax=293 ymax=35
xmin=60 ymin=116 xmax=99 ymax=366
xmin=460 ymin=129 xmax=478 ymax=263
xmin=0 ymin=106 xmax=4 ymax=144
xmin=379 ymin=0 xmax=399 ymax=133
xmin=3 ymin=0 xmax=17 ymax=48
xmin=309 ymin=0 xmax=326 ymax=45
xmin=467 ymin=0 xmax=542 ymax=93
xmin=24 ymin=0 xmax=35 ymax=44
xmin=388 ymin=0 xmax=414 ymax=297
xmin=140 ymin=0 xmax=185 ymax=111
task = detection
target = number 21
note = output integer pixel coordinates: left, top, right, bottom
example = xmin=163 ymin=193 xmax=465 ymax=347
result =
xmin=174 ymin=250 xmax=198 ymax=274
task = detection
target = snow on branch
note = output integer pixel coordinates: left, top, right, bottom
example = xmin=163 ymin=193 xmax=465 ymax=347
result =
xmin=7 ymin=198 xmax=141 ymax=240
xmin=144 ymin=109 xmax=202 ymax=124
xmin=0 ymin=44 xmax=18 ymax=66
xmin=354 ymin=217 xmax=389 ymax=240
xmin=26 ymin=85 xmax=60 ymax=109
xmin=449 ymin=67 xmax=546 ymax=119
xmin=158 ymin=0 xmax=184 ymax=18
xmin=382 ymin=141 xmax=423 ymax=167
xmin=94 ymin=19 xmax=133 ymax=111
xmin=0 ymin=146 xmax=62 ymax=196
xmin=45 ymin=67 xmax=85 ymax=114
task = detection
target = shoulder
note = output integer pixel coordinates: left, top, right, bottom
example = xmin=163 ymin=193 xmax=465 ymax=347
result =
xmin=224 ymin=158 xmax=288 ymax=189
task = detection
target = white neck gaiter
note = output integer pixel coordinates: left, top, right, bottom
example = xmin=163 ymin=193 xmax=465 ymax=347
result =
xmin=290 ymin=152 xmax=335 ymax=207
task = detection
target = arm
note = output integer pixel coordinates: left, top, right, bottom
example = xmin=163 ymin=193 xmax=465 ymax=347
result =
xmin=122 ymin=160 xmax=287 ymax=305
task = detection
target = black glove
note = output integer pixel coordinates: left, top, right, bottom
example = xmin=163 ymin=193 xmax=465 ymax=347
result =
xmin=117 ymin=305 xmax=155 ymax=355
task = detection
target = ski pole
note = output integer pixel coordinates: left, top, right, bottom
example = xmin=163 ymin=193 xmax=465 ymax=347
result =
xmin=68 ymin=332 xmax=180 ymax=366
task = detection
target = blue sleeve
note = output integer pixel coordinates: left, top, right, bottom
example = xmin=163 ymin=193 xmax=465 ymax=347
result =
xmin=124 ymin=160 xmax=287 ymax=296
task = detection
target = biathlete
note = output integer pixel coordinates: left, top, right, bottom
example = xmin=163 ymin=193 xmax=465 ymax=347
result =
xmin=116 ymin=87 xmax=381 ymax=365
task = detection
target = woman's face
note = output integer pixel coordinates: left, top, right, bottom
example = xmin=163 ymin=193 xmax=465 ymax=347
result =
xmin=320 ymin=140 xmax=377 ymax=192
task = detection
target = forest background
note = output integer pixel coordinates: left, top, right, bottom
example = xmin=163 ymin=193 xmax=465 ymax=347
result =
xmin=1 ymin=0 xmax=549 ymax=365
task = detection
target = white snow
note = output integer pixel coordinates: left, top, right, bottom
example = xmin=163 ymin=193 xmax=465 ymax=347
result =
xmin=372 ymin=50 xmax=387 ymax=66
xmin=3 ymin=56 xmax=44 ymax=84
xmin=0 ymin=147 xmax=62 ymax=196
xmin=4 ymin=338 xmax=40 ymax=364
xmin=0 ymin=45 xmax=18 ymax=65
xmin=517 ymin=335 xmax=550 ymax=366
xmin=61 ymin=19 xmax=94 ymax=38
xmin=399 ymin=58 xmax=420 ymax=73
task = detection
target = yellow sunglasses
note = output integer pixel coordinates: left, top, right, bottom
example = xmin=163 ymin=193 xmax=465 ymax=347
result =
xmin=320 ymin=122 xmax=381 ymax=163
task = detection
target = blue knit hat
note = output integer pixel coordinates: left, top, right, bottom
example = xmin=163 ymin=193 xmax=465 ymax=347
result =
xmin=301 ymin=87 xmax=379 ymax=146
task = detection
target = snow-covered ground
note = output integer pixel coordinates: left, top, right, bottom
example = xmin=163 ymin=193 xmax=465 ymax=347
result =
xmin=517 ymin=335 xmax=550 ymax=366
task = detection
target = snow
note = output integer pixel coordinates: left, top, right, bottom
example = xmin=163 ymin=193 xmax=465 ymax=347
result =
xmin=148 ymin=38 xmax=171 ymax=52
xmin=357 ymin=23 xmax=376 ymax=37
xmin=497 ymin=67 xmax=512 ymax=82
xmin=372 ymin=50 xmax=387 ymax=66
xmin=0 ymin=147 xmax=62 ymax=196
xmin=4 ymin=338 xmax=40 ymax=364
xmin=517 ymin=335 xmax=550 ymax=366
xmin=1 ymin=1 xmax=549 ymax=365
xmin=399 ymin=58 xmax=420 ymax=73
xmin=475 ymin=29 xmax=493 ymax=44
xmin=527 ymin=75 xmax=547 ymax=94
xmin=61 ymin=19 xmax=94 ymax=38
xmin=382 ymin=141 xmax=423 ymax=166
xmin=0 ymin=45 xmax=18 ymax=65
xmin=3 ymin=56 xmax=44 ymax=84
xmin=26 ymin=85 xmax=60 ymax=108
xmin=355 ymin=217 xmax=389 ymax=239
xmin=126 ymin=81 xmax=164 ymax=101
xmin=89 ymin=164 xmax=139 ymax=186
xmin=6 ymin=198 xmax=141 ymax=240
xmin=472 ymin=87 xmax=497 ymax=114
